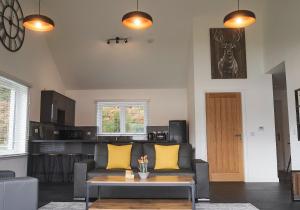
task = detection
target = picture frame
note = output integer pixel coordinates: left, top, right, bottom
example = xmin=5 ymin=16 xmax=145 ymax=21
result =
xmin=210 ymin=28 xmax=247 ymax=79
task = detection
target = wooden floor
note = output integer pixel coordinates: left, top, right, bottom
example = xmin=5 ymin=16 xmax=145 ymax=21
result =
xmin=89 ymin=199 xmax=191 ymax=210
xmin=39 ymin=181 xmax=300 ymax=210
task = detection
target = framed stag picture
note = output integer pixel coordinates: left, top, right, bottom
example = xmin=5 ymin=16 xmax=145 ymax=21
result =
xmin=210 ymin=28 xmax=247 ymax=79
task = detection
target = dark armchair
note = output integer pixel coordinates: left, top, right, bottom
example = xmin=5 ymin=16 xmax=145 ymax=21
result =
xmin=0 ymin=170 xmax=38 ymax=210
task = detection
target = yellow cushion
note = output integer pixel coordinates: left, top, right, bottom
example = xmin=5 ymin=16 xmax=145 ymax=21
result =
xmin=154 ymin=144 xmax=180 ymax=170
xmin=106 ymin=144 xmax=132 ymax=169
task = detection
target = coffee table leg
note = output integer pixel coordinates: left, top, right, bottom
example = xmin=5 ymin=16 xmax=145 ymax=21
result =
xmin=191 ymin=184 xmax=195 ymax=210
xmin=98 ymin=186 xmax=101 ymax=199
xmin=86 ymin=183 xmax=89 ymax=210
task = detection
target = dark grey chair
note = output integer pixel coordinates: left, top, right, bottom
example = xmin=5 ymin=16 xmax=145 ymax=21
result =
xmin=0 ymin=170 xmax=38 ymax=210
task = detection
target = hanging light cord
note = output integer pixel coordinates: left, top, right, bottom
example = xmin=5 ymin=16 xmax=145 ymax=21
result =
xmin=38 ymin=0 xmax=41 ymax=15
xmin=237 ymin=0 xmax=240 ymax=11
xmin=136 ymin=0 xmax=139 ymax=11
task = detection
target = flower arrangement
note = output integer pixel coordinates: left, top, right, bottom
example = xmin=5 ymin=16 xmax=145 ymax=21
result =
xmin=138 ymin=155 xmax=148 ymax=173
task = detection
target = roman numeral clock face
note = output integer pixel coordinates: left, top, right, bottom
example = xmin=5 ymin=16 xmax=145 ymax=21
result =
xmin=0 ymin=0 xmax=25 ymax=52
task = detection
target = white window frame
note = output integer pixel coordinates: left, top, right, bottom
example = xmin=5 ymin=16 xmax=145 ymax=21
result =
xmin=97 ymin=101 xmax=148 ymax=136
xmin=0 ymin=75 xmax=29 ymax=157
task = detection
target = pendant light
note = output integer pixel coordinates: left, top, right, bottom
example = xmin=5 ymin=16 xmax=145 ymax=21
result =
xmin=224 ymin=0 xmax=256 ymax=28
xmin=23 ymin=0 xmax=55 ymax=32
xmin=122 ymin=0 xmax=153 ymax=30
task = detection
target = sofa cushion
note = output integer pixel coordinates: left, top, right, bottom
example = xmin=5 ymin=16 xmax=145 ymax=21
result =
xmin=143 ymin=143 xmax=193 ymax=170
xmin=142 ymin=143 xmax=155 ymax=169
xmin=154 ymin=144 xmax=180 ymax=170
xmin=107 ymin=144 xmax=132 ymax=169
xmin=87 ymin=169 xmax=127 ymax=179
xmin=178 ymin=144 xmax=193 ymax=169
xmin=94 ymin=143 xmax=108 ymax=169
xmin=130 ymin=143 xmax=143 ymax=169
xmin=150 ymin=169 xmax=195 ymax=177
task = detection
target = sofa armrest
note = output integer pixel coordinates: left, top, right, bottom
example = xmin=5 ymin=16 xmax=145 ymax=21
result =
xmin=192 ymin=159 xmax=210 ymax=199
xmin=0 ymin=177 xmax=38 ymax=210
xmin=74 ymin=159 xmax=95 ymax=198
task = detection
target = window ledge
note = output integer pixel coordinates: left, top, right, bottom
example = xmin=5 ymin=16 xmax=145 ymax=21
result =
xmin=0 ymin=153 xmax=28 ymax=159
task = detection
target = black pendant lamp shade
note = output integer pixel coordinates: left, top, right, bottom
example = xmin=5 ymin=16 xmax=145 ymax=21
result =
xmin=23 ymin=0 xmax=55 ymax=32
xmin=224 ymin=0 xmax=256 ymax=28
xmin=122 ymin=0 xmax=153 ymax=30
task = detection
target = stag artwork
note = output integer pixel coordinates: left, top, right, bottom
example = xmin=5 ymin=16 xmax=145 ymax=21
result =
xmin=210 ymin=28 xmax=247 ymax=79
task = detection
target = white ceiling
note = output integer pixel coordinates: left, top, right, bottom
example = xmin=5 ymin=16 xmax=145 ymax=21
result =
xmin=39 ymin=0 xmax=236 ymax=89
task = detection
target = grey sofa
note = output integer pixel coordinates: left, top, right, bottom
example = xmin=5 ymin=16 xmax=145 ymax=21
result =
xmin=0 ymin=170 xmax=38 ymax=210
xmin=74 ymin=143 xmax=209 ymax=200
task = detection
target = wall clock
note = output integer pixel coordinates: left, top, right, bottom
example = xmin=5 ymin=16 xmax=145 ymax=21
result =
xmin=0 ymin=0 xmax=25 ymax=52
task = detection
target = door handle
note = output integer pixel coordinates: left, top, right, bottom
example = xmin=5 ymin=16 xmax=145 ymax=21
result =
xmin=51 ymin=103 xmax=54 ymax=120
xmin=235 ymin=134 xmax=242 ymax=139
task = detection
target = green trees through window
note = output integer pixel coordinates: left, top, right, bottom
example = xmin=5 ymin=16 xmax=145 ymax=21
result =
xmin=125 ymin=106 xmax=145 ymax=133
xmin=98 ymin=102 xmax=147 ymax=135
xmin=0 ymin=87 xmax=12 ymax=146
xmin=102 ymin=106 xmax=120 ymax=133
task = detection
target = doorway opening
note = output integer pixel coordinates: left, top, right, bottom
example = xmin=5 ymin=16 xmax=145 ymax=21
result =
xmin=271 ymin=62 xmax=291 ymax=182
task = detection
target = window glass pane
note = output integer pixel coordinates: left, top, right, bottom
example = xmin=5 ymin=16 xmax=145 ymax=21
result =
xmin=102 ymin=106 xmax=120 ymax=133
xmin=125 ymin=106 xmax=145 ymax=133
xmin=0 ymin=87 xmax=12 ymax=147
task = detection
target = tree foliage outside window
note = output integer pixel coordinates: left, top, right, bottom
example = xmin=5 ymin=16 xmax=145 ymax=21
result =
xmin=97 ymin=102 xmax=147 ymax=135
xmin=126 ymin=106 xmax=145 ymax=133
xmin=0 ymin=87 xmax=11 ymax=146
xmin=102 ymin=106 xmax=120 ymax=133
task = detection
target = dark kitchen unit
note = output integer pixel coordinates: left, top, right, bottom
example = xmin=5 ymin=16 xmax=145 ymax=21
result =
xmin=40 ymin=90 xmax=75 ymax=126
xmin=169 ymin=120 xmax=188 ymax=143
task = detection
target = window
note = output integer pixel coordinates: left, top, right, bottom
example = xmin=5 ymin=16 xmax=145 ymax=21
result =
xmin=97 ymin=101 xmax=148 ymax=135
xmin=0 ymin=76 xmax=29 ymax=156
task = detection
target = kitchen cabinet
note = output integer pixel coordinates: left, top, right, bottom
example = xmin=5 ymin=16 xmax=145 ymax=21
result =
xmin=40 ymin=90 xmax=75 ymax=126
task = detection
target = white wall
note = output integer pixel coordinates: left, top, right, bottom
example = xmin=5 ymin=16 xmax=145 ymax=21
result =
xmin=263 ymin=0 xmax=300 ymax=170
xmin=65 ymin=89 xmax=187 ymax=126
xmin=189 ymin=0 xmax=278 ymax=182
xmin=0 ymin=0 xmax=65 ymax=176
xmin=187 ymin=37 xmax=196 ymax=148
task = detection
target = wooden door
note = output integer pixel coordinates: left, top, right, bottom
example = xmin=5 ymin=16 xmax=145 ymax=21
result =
xmin=206 ymin=93 xmax=244 ymax=182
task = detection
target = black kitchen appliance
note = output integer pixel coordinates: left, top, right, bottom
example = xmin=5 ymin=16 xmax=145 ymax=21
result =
xmin=169 ymin=120 xmax=188 ymax=143
xmin=156 ymin=131 xmax=167 ymax=141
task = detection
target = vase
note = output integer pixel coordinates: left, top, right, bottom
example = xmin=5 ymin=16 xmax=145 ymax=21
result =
xmin=138 ymin=172 xmax=150 ymax=180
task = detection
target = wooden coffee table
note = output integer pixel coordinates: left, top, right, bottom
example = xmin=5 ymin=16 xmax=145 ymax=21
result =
xmin=86 ymin=176 xmax=196 ymax=210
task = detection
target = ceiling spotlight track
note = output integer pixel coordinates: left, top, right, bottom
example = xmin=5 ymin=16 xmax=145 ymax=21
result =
xmin=107 ymin=37 xmax=128 ymax=45
xmin=223 ymin=0 xmax=256 ymax=28
xmin=23 ymin=0 xmax=55 ymax=32
xmin=122 ymin=0 xmax=153 ymax=30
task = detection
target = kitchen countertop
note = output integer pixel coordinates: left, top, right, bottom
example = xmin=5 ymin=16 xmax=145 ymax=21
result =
xmin=29 ymin=139 xmax=173 ymax=144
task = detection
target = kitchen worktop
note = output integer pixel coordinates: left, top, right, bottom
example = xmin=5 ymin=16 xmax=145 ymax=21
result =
xmin=29 ymin=139 xmax=173 ymax=144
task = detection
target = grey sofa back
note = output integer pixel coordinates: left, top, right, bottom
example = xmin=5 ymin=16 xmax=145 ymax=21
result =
xmin=94 ymin=143 xmax=192 ymax=170
xmin=94 ymin=143 xmax=143 ymax=169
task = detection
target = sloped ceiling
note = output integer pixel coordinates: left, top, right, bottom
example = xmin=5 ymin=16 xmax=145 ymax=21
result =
xmin=40 ymin=0 xmax=231 ymax=89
